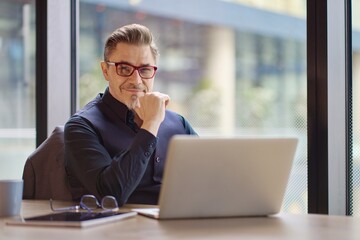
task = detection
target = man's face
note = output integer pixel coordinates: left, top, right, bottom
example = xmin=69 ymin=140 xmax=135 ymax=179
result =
xmin=101 ymin=42 xmax=156 ymax=109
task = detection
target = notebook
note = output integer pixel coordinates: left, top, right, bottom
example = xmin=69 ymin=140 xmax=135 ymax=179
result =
xmin=132 ymin=135 xmax=298 ymax=219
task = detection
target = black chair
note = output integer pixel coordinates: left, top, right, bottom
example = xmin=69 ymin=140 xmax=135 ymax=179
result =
xmin=22 ymin=126 xmax=73 ymax=200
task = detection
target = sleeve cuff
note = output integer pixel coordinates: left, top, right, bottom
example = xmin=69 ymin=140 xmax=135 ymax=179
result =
xmin=132 ymin=129 xmax=158 ymax=161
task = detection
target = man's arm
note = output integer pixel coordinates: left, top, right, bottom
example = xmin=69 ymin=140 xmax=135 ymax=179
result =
xmin=64 ymin=115 xmax=157 ymax=206
xmin=178 ymin=114 xmax=198 ymax=135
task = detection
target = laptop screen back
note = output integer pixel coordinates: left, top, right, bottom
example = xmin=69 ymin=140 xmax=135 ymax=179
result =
xmin=157 ymin=136 xmax=298 ymax=219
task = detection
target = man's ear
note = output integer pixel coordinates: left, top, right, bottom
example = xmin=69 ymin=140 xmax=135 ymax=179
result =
xmin=100 ymin=61 xmax=110 ymax=81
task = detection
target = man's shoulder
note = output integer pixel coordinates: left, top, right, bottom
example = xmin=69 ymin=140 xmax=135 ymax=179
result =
xmin=75 ymin=93 xmax=103 ymax=117
xmin=165 ymin=109 xmax=182 ymax=120
xmin=164 ymin=110 xmax=197 ymax=135
xmin=65 ymin=94 xmax=104 ymax=131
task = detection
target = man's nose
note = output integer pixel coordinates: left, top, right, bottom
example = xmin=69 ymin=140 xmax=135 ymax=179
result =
xmin=129 ymin=69 xmax=143 ymax=83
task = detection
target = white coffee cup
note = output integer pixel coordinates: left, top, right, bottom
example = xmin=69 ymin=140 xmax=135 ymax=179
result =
xmin=0 ymin=179 xmax=23 ymax=217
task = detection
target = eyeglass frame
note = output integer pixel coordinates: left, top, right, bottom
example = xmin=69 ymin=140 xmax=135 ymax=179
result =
xmin=106 ymin=61 xmax=158 ymax=79
xmin=50 ymin=194 xmax=119 ymax=213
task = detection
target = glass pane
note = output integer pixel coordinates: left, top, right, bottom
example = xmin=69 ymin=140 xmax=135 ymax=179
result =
xmin=0 ymin=0 xmax=36 ymax=179
xmin=79 ymin=0 xmax=307 ymax=213
xmin=350 ymin=0 xmax=360 ymax=216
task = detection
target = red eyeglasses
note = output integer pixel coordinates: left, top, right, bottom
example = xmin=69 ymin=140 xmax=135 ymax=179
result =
xmin=106 ymin=62 xmax=157 ymax=79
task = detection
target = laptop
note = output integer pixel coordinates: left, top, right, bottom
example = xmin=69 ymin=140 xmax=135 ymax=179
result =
xmin=132 ymin=135 xmax=298 ymax=219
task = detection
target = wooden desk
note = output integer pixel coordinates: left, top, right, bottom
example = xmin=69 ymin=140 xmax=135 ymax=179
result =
xmin=1 ymin=200 xmax=359 ymax=240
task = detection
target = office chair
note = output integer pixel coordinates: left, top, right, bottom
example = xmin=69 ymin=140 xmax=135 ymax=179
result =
xmin=22 ymin=126 xmax=73 ymax=200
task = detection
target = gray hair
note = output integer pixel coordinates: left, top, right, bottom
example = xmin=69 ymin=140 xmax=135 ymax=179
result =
xmin=103 ymin=23 xmax=159 ymax=62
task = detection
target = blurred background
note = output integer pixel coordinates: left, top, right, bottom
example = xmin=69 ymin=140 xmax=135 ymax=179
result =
xmin=0 ymin=0 xmax=359 ymax=215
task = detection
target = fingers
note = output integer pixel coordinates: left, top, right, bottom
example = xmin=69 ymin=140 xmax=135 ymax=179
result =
xmin=133 ymin=92 xmax=169 ymax=122
xmin=140 ymin=92 xmax=170 ymax=107
xmin=156 ymin=92 xmax=170 ymax=106
xmin=160 ymin=93 xmax=170 ymax=106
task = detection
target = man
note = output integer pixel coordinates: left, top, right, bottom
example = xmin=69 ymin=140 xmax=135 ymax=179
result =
xmin=64 ymin=24 xmax=197 ymax=206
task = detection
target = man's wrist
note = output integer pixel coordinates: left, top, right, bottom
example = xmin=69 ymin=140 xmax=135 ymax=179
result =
xmin=141 ymin=121 xmax=161 ymax=136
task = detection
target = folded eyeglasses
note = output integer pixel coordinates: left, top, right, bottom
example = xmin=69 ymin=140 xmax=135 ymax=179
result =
xmin=50 ymin=194 xmax=119 ymax=213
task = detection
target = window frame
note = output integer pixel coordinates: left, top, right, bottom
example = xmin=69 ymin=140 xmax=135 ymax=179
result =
xmin=37 ymin=0 xmax=353 ymax=215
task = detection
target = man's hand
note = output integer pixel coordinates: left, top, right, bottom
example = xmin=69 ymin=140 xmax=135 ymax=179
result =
xmin=133 ymin=92 xmax=170 ymax=136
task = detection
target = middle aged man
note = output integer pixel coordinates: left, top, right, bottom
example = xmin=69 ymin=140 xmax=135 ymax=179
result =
xmin=64 ymin=23 xmax=197 ymax=206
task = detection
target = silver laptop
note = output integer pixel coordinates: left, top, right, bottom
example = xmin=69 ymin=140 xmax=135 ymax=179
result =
xmin=132 ymin=135 xmax=298 ymax=219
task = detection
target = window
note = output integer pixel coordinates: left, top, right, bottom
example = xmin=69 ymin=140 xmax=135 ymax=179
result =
xmin=350 ymin=0 xmax=360 ymax=216
xmin=79 ymin=0 xmax=307 ymax=213
xmin=0 ymin=0 xmax=36 ymax=179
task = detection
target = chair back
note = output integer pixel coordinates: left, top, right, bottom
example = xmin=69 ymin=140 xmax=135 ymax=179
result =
xmin=22 ymin=126 xmax=73 ymax=200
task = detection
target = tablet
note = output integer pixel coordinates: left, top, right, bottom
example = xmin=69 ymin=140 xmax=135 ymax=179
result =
xmin=6 ymin=211 xmax=137 ymax=228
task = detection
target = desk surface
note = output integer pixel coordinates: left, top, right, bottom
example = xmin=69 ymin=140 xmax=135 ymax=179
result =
xmin=1 ymin=200 xmax=359 ymax=240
